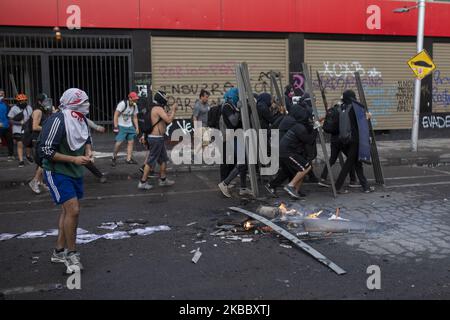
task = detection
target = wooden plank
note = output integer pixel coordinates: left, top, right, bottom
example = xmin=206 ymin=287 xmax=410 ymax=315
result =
xmin=235 ymin=63 xmax=260 ymax=197
xmin=302 ymin=63 xmax=337 ymax=197
xmin=316 ymin=71 xmax=345 ymax=168
xmin=354 ymin=72 xmax=385 ymax=186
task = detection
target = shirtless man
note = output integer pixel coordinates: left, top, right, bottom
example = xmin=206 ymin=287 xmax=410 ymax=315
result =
xmin=138 ymin=90 xmax=177 ymax=190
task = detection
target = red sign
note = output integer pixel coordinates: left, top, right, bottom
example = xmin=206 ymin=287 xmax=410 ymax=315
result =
xmin=1 ymin=0 xmax=450 ymax=37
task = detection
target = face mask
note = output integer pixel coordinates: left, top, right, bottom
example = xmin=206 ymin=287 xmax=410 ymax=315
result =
xmin=78 ymin=101 xmax=90 ymax=116
xmin=0 ymin=96 xmax=4 ymax=102
xmin=18 ymin=102 xmax=27 ymax=109
xmin=41 ymin=98 xmax=53 ymax=112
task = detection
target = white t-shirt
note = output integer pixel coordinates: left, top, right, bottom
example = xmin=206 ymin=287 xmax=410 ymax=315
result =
xmin=8 ymin=105 xmax=33 ymax=134
xmin=116 ymin=100 xmax=138 ymax=127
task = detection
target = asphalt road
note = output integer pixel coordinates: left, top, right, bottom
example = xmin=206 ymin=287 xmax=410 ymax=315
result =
xmin=0 ymin=162 xmax=449 ymax=300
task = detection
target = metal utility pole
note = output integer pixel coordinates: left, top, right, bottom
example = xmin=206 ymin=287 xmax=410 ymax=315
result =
xmin=411 ymin=0 xmax=426 ymax=152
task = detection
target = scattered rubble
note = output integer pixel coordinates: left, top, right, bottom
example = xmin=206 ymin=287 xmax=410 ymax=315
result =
xmin=192 ymin=248 xmax=202 ymax=264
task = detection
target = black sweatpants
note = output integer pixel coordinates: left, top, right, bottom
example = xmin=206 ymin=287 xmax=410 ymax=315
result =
xmin=335 ymin=142 xmax=369 ymax=191
xmin=321 ymin=140 xmax=356 ymax=182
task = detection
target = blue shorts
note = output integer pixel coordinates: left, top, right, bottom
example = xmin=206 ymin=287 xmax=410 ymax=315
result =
xmin=44 ymin=171 xmax=84 ymax=205
xmin=116 ymin=126 xmax=137 ymax=142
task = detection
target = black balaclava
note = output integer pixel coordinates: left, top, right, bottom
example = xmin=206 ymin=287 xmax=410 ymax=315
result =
xmin=18 ymin=102 xmax=27 ymax=109
xmin=257 ymin=93 xmax=272 ymax=107
xmin=342 ymin=90 xmax=357 ymax=105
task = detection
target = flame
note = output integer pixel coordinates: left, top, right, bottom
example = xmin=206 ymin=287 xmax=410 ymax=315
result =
xmin=243 ymin=221 xmax=253 ymax=231
xmin=279 ymin=203 xmax=287 ymax=215
xmin=307 ymin=210 xmax=323 ymax=219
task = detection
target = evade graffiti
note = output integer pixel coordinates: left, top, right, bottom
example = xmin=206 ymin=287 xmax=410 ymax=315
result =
xmin=422 ymin=114 xmax=450 ymax=129
xmin=433 ymin=70 xmax=450 ymax=109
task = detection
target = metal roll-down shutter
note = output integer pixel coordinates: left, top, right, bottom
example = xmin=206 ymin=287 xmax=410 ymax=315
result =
xmin=305 ymin=40 xmax=417 ymax=130
xmin=152 ymin=36 xmax=289 ymax=119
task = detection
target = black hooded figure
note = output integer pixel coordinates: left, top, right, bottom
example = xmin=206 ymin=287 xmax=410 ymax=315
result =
xmin=295 ymin=92 xmax=319 ymax=183
xmin=284 ymin=85 xmax=294 ymax=113
xmin=334 ymin=89 xmax=372 ymax=193
xmin=256 ymin=93 xmax=276 ymax=130
xmin=265 ymin=106 xmax=316 ymax=197
xmin=319 ymin=100 xmax=357 ymax=186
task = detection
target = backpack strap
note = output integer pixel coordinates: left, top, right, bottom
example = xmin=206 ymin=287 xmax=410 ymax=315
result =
xmin=118 ymin=100 xmax=129 ymax=114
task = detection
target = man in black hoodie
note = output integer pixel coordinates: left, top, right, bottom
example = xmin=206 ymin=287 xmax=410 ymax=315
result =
xmin=279 ymin=110 xmax=317 ymax=199
xmin=319 ymin=101 xmax=358 ymax=188
xmin=296 ymin=92 xmax=319 ymax=183
xmin=265 ymin=105 xmax=314 ymax=198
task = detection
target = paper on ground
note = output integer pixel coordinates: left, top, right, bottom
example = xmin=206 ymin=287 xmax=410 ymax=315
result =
xmin=17 ymin=231 xmax=47 ymax=239
xmin=129 ymin=225 xmax=171 ymax=236
xmin=76 ymin=234 xmax=103 ymax=244
xmin=0 ymin=233 xmax=18 ymax=241
xmin=97 ymin=222 xmax=124 ymax=230
xmin=102 ymin=231 xmax=130 ymax=240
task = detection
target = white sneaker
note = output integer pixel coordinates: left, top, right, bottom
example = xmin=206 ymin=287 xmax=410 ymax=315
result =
xmin=239 ymin=188 xmax=253 ymax=197
xmin=50 ymin=249 xmax=67 ymax=263
xmin=28 ymin=179 xmax=41 ymax=194
xmin=159 ymin=178 xmax=175 ymax=187
xmin=218 ymin=182 xmax=232 ymax=198
xmin=138 ymin=181 xmax=153 ymax=190
xmin=65 ymin=251 xmax=84 ymax=274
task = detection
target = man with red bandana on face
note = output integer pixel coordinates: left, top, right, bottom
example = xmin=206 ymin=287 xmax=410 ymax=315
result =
xmin=39 ymin=88 xmax=92 ymax=274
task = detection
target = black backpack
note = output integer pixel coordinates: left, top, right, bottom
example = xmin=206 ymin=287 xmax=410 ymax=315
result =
xmin=137 ymin=97 xmax=154 ymax=135
xmin=338 ymin=104 xmax=353 ymax=145
xmin=207 ymin=103 xmax=223 ymax=129
xmin=323 ymin=105 xmax=340 ymax=135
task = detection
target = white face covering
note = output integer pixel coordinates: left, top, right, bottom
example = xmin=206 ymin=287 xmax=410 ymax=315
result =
xmin=0 ymin=96 xmax=4 ymax=102
xmin=59 ymin=88 xmax=90 ymax=151
xmin=78 ymin=101 xmax=90 ymax=116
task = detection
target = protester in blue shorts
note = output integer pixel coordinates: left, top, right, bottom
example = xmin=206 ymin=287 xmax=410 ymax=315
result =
xmin=111 ymin=92 xmax=140 ymax=167
xmin=39 ymin=88 xmax=92 ymax=274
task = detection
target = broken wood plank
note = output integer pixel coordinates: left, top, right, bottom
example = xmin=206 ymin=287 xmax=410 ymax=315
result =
xmin=229 ymin=207 xmax=346 ymax=275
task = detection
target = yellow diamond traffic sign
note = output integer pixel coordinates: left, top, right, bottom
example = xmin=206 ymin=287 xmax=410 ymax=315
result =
xmin=407 ymin=49 xmax=436 ymax=80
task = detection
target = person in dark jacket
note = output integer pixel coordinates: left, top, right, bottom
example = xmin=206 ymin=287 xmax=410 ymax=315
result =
xmin=284 ymin=85 xmax=294 ymax=113
xmin=279 ymin=115 xmax=317 ymax=199
xmin=319 ymin=101 xmax=358 ymax=188
xmin=218 ymin=88 xmax=251 ymax=198
xmin=265 ymin=106 xmax=313 ymax=197
xmin=334 ymin=90 xmax=374 ymax=194
xmin=297 ymin=92 xmax=319 ymax=183
xmin=256 ymin=93 xmax=276 ymax=130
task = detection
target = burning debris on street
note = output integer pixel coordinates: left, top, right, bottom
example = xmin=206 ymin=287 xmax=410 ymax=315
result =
xmin=212 ymin=202 xmax=377 ymax=242
xmin=207 ymin=202 xmax=382 ymax=274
